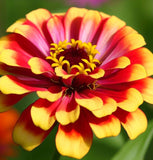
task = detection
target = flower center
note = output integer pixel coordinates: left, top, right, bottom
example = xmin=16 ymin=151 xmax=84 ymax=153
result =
xmin=47 ymin=39 xmax=100 ymax=75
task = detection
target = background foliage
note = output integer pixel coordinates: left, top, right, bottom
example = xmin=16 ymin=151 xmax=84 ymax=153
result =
xmin=0 ymin=0 xmax=153 ymax=159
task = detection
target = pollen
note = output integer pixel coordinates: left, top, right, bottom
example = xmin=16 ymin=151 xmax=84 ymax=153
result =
xmin=46 ymin=39 xmax=100 ymax=75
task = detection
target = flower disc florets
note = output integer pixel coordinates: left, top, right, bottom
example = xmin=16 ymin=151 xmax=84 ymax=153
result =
xmin=47 ymin=39 xmax=100 ymax=75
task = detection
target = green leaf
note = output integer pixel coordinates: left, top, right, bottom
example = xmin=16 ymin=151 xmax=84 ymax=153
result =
xmin=111 ymin=120 xmax=153 ymax=160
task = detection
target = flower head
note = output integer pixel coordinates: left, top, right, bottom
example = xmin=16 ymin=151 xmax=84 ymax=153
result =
xmin=0 ymin=110 xmax=19 ymax=160
xmin=0 ymin=7 xmax=153 ymax=159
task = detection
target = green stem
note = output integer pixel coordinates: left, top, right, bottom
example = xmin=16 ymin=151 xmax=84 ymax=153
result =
xmin=52 ymin=147 xmax=61 ymax=160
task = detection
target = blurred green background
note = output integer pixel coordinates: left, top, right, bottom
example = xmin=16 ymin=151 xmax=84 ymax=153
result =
xmin=0 ymin=0 xmax=153 ymax=160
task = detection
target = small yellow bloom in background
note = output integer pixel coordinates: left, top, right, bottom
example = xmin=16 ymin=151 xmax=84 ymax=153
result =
xmin=0 ymin=7 xmax=153 ymax=159
xmin=0 ymin=110 xmax=19 ymax=160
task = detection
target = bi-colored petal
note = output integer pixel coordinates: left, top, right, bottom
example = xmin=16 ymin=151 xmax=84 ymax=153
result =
xmin=28 ymin=57 xmax=53 ymax=75
xmin=55 ymin=67 xmax=74 ymax=79
xmin=0 ymin=49 xmax=32 ymax=68
xmin=55 ymin=94 xmax=80 ymax=125
xmin=97 ymin=26 xmax=137 ymax=64
xmin=130 ymin=78 xmax=153 ymax=104
xmin=37 ymin=85 xmax=63 ymax=102
xmin=0 ymin=33 xmax=44 ymax=58
xmin=13 ymin=106 xmax=52 ymax=151
xmin=0 ymin=92 xmax=25 ymax=112
xmin=114 ymin=108 xmax=147 ymax=139
xmin=56 ymin=114 xmax=93 ymax=159
xmin=98 ymin=88 xmax=143 ymax=112
xmin=92 ymin=94 xmax=117 ymax=118
xmin=64 ymin=7 xmax=87 ymax=40
xmin=47 ymin=15 xmax=65 ymax=43
xmin=7 ymin=22 xmax=49 ymax=57
xmin=126 ymin=47 xmax=153 ymax=76
xmin=95 ymin=16 xmax=125 ymax=59
xmin=26 ymin=8 xmax=52 ymax=36
xmin=75 ymin=89 xmax=103 ymax=111
xmin=89 ymin=68 xmax=105 ymax=79
xmin=0 ymin=36 xmax=9 ymax=53
xmin=101 ymin=56 xmax=130 ymax=70
xmin=104 ymin=32 xmax=146 ymax=63
xmin=0 ymin=75 xmax=45 ymax=94
xmin=117 ymin=88 xmax=143 ymax=111
xmin=101 ymin=64 xmax=147 ymax=84
xmin=6 ymin=19 xmax=26 ymax=32
xmin=87 ymin=112 xmax=121 ymax=138
xmin=79 ymin=10 xmax=102 ymax=42
xmin=31 ymin=98 xmax=57 ymax=130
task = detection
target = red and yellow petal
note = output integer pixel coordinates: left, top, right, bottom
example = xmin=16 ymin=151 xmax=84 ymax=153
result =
xmin=0 ymin=49 xmax=32 ymax=68
xmin=105 ymin=32 xmax=146 ymax=63
xmin=0 ymin=34 xmax=36 ymax=64
xmin=87 ymin=112 xmax=121 ymax=138
xmin=117 ymin=88 xmax=143 ymax=111
xmin=28 ymin=57 xmax=53 ymax=75
xmin=55 ymin=67 xmax=74 ymax=79
xmin=0 ymin=75 xmax=45 ymax=95
xmin=37 ymin=85 xmax=63 ymax=102
xmin=26 ymin=8 xmax=52 ymax=36
xmin=0 ymin=33 xmax=43 ymax=59
xmin=95 ymin=16 xmax=125 ymax=58
xmin=92 ymin=95 xmax=117 ymax=118
xmin=0 ymin=36 xmax=9 ymax=54
xmin=89 ymin=68 xmax=105 ymax=79
xmin=30 ymin=99 xmax=57 ymax=130
xmin=56 ymin=114 xmax=93 ymax=159
xmin=126 ymin=47 xmax=153 ymax=76
xmin=98 ymin=26 xmax=137 ymax=63
xmin=55 ymin=94 xmax=80 ymax=125
xmin=75 ymin=89 xmax=103 ymax=111
xmin=101 ymin=56 xmax=130 ymax=70
xmin=101 ymin=64 xmax=147 ymax=84
xmin=0 ymin=92 xmax=25 ymax=112
xmin=79 ymin=10 xmax=102 ymax=42
xmin=100 ymin=77 xmax=153 ymax=105
xmin=99 ymin=88 xmax=143 ymax=112
xmin=47 ymin=15 xmax=65 ymax=43
xmin=7 ymin=22 xmax=49 ymax=57
xmin=13 ymin=106 xmax=52 ymax=151
xmin=6 ymin=19 xmax=26 ymax=32
xmin=64 ymin=7 xmax=88 ymax=40
xmin=130 ymin=77 xmax=153 ymax=104
xmin=114 ymin=108 xmax=147 ymax=139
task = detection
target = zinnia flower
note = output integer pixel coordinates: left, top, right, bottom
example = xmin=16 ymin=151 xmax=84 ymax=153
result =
xmin=0 ymin=7 xmax=153 ymax=159
xmin=67 ymin=0 xmax=107 ymax=7
xmin=0 ymin=110 xmax=19 ymax=160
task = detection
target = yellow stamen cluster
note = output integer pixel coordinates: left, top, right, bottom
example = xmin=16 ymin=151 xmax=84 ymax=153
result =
xmin=46 ymin=39 xmax=100 ymax=75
